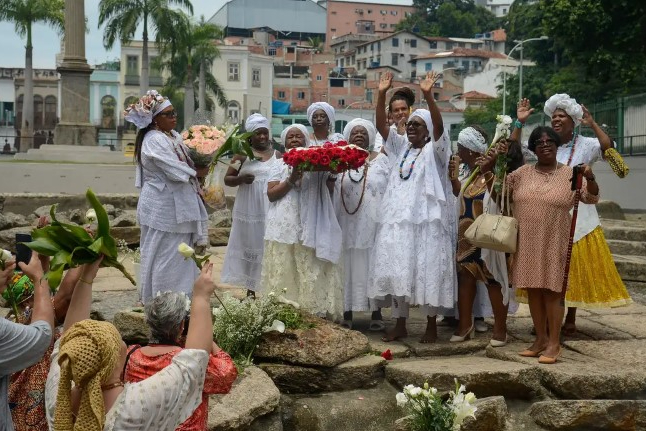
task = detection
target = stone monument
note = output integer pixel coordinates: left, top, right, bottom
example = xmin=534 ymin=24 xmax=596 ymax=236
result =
xmin=54 ymin=0 xmax=96 ymax=146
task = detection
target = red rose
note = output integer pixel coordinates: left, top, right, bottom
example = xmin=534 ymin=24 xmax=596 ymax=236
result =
xmin=319 ymin=155 xmax=331 ymax=166
xmin=337 ymin=140 xmax=348 ymax=147
xmin=323 ymin=142 xmax=334 ymax=149
xmin=381 ymin=349 xmax=393 ymax=360
xmin=309 ymin=151 xmax=322 ymax=164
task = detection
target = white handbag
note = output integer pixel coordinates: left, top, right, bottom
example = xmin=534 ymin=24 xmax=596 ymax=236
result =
xmin=464 ymin=173 xmax=518 ymax=253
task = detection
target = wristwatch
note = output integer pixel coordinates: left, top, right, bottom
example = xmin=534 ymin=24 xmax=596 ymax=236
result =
xmin=513 ymin=119 xmax=524 ymax=129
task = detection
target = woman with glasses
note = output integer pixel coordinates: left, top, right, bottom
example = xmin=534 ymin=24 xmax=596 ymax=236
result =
xmin=125 ymin=91 xmax=208 ymax=304
xmin=479 ymin=126 xmax=599 ymax=364
xmin=369 ymin=71 xmax=457 ymax=343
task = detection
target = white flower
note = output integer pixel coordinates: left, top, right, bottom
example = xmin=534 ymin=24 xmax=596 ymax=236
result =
xmin=452 ymin=403 xmax=477 ymax=429
xmin=268 ymin=291 xmax=276 ymax=297
xmin=492 ymin=114 xmax=513 ymax=144
xmin=178 ymin=242 xmax=195 ymax=258
xmin=0 ymin=249 xmax=11 ymax=262
xmin=86 ymin=209 xmax=97 ymax=222
xmin=408 ymin=387 xmax=422 ymax=398
xmin=464 ymin=392 xmax=476 ymax=404
xmin=395 ymin=392 xmax=408 ymax=407
xmin=263 ymin=319 xmax=285 ymax=333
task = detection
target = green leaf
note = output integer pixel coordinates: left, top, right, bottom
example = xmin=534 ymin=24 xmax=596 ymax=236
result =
xmin=88 ymin=237 xmax=104 ymax=254
xmin=51 ymin=250 xmax=72 ymax=269
xmin=86 ymin=189 xmax=110 ymax=239
xmin=70 ymin=246 xmax=98 ymax=264
xmin=100 ymin=234 xmax=118 ymax=259
xmin=23 ymin=238 xmax=60 ymax=256
xmin=45 ymin=266 xmax=64 ymax=290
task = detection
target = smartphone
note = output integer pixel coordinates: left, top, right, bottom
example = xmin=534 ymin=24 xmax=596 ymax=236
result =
xmin=15 ymin=233 xmax=33 ymax=266
xmin=450 ymin=155 xmax=461 ymax=180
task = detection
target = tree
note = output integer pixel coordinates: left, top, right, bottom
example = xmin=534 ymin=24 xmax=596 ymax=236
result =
xmin=156 ymin=12 xmax=227 ymax=128
xmin=0 ymin=0 xmax=64 ymax=151
xmin=308 ymin=36 xmax=323 ymax=53
xmin=397 ymin=0 xmax=498 ymax=37
xmin=98 ymin=0 xmax=194 ymax=94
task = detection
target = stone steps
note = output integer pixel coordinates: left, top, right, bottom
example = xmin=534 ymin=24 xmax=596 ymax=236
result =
xmin=607 ymin=239 xmax=646 ymax=256
xmin=602 ymin=224 xmax=646 ymax=242
xmin=613 ymin=255 xmax=646 ymax=282
xmin=600 ymin=220 xmax=646 ymax=283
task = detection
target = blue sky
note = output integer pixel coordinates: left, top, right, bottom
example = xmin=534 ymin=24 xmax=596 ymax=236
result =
xmin=0 ymin=0 xmax=226 ymax=69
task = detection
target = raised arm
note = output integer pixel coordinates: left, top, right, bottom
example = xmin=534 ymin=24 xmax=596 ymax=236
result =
xmin=510 ymin=98 xmax=534 ymax=144
xmin=376 ymin=72 xmax=393 ymax=141
xmin=62 ymin=257 xmax=103 ymax=332
xmin=580 ymin=104 xmax=613 ymax=151
xmin=18 ymin=253 xmax=54 ymax=333
xmin=185 ymin=263 xmax=216 ymax=352
xmin=420 ymin=71 xmax=444 ymax=141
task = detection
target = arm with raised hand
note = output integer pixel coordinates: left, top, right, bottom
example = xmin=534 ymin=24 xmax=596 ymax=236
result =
xmin=18 ymin=253 xmax=54 ymax=333
xmin=62 ymin=257 xmax=103 ymax=332
xmin=580 ymin=104 xmax=613 ymax=152
xmin=184 ymin=262 xmax=216 ymax=352
xmin=420 ymin=71 xmax=444 ymax=141
xmin=510 ymin=98 xmax=534 ymax=144
xmin=376 ymin=72 xmax=393 ymax=141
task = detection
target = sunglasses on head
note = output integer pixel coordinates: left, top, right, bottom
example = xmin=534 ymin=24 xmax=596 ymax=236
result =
xmin=158 ymin=110 xmax=177 ymax=118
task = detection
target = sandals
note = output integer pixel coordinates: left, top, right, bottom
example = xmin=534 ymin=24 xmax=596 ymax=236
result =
xmin=369 ymin=319 xmax=386 ymax=332
xmin=538 ymin=347 xmax=562 ymax=364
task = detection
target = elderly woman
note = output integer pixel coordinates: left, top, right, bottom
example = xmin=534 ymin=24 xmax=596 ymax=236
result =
xmin=262 ymin=124 xmax=344 ymax=319
xmin=373 ymin=86 xmax=416 ymax=153
xmin=44 ymin=256 xmax=217 ymax=430
xmin=123 ymin=292 xmax=237 ymax=431
xmin=512 ymin=96 xmax=631 ymax=334
xmin=221 ymin=113 xmax=280 ymax=296
xmin=337 ymin=119 xmax=391 ymax=330
xmin=480 ymin=126 xmax=599 ymax=364
xmin=369 ymin=71 xmax=457 ymax=343
xmin=126 ymin=90 xmax=208 ymax=304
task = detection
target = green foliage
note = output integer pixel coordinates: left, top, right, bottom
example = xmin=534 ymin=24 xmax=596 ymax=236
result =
xmin=0 ymin=0 xmax=64 ymax=46
xmin=275 ymin=305 xmax=315 ymax=330
xmin=211 ymin=125 xmax=255 ymax=163
xmin=398 ymin=0 xmax=498 ymax=37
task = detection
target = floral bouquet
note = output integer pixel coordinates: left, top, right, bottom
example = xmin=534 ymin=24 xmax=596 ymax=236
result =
xmin=282 ymin=141 xmax=369 ymax=173
xmin=182 ymin=125 xmax=227 ymax=168
xmin=396 ymin=380 xmax=477 ymax=431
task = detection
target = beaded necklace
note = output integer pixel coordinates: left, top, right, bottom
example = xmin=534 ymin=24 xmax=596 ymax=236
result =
xmin=399 ymin=144 xmax=423 ymax=180
xmin=348 ymin=165 xmax=366 ymax=183
xmin=565 ymin=133 xmax=578 ymax=166
xmin=341 ymin=163 xmax=369 ymax=215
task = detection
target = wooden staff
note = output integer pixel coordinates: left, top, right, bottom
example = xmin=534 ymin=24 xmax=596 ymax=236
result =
xmin=561 ymin=165 xmax=584 ymax=306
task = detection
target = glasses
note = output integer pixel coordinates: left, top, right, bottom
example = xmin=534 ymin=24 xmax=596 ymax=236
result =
xmin=406 ymin=121 xmax=425 ymax=129
xmin=534 ymin=139 xmax=556 ymax=147
xmin=158 ymin=110 xmax=177 ymax=118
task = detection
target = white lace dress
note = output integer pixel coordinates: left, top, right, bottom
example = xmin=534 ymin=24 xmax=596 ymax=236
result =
xmin=262 ymin=160 xmax=344 ymax=319
xmin=368 ymin=129 xmax=457 ymax=313
xmin=221 ymin=152 xmax=280 ymax=291
xmin=336 ymin=153 xmax=391 ymax=311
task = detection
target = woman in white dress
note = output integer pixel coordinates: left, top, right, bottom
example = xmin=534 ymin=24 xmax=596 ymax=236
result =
xmin=369 ymin=71 xmax=457 ymax=343
xmin=221 ymin=113 xmax=280 ymax=296
xmin=337 ymin=119 xmax=391 ymax=330
xmin=307 ymin=102 xmax=345 ymax=145
xmin=126 ymin=91 xmax=208 ymax=304
xmin=44 ymin=256 xmax=217 ymax=431
xmin=262 ymin=124 xmax=344 ymax=319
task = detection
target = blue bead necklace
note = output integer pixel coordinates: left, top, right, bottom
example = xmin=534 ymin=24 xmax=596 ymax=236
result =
xmin=399 ymin=144 xmax=422 ymax=180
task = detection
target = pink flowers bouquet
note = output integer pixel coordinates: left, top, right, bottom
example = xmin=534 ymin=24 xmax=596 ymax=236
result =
xmin=182 ymin=125 xmax=227 ymax=168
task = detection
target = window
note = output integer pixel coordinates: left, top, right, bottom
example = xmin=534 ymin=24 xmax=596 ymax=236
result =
xmin=410 ymin=39 xmax=417 ymax=48
xmin=227 ymin=101 xmax=241 ymax=123
xmin=446 ymin=42 xmax=453 ymax=50
xmin=331 ymin=28 xmax=336 ymax=32
xmin=503 ymin=8 xmax=507 ymax=14
xmin=380 ymin=23 xmax=387 ymax=29
xmin=390 ymin=24 xmax=397 ymax=28
xmin=462 ymin=60 xmax=470 ymax=70
xmin=316 ymin=75 xmax=322 ymax=81
xmin=429 ymin=41 xmax=437 ymax=49
xmin=268 ymin=48 xmax=276 ymax=56
xmin=405 ymin=11 xmax=412 ymax=18
xmin=433 ymin=92 xmax=440 ymax=100
xmin=100 ymin=95 xmax=116 ymax=129
xmin=354 ymin=79 xmax=362 ymax=86
xmin=392 ymin=38 xmax=399 ymax=48
xmin=252 ymin=68 xmax=261 ymax=87
xmin=391 ymin=10 xmax=398 ymax=15
xmin=340 ymin=58 xmax=345 ymax=67
xmin=367 ymin=9 xmax=372 ymax=13
xmin=297 ymin=91 xmax=305 ymax=100
xmin=126 ymin=55 xmax=138 ymax=75
xmin=44 ymin=95 xmax=57 ymax=128
xmin=228 ymin=62 xmax=239 ymax=81
xmin=366 ymin=89 xmax=373 ymax=103
xmin=391 ymin=53 xmax=399 ymax=66
xmin=377 ymin=41 xmax=381 ymax=51
xmin=380 ymin=9 xmax=387 ymax=15
xmin=33 ymin=95 xmax=43 ymax=128
xmin=338 ymin=99 xmax=345 ymax=107
xmin=331 ymin=10 xmax=337 ymax=14
xmin=425 ymin=62 xmax=432 ymax=71
xmin=458 ymin=42 xmax=466 ymax=48
xmin=278 ymin=91 xmax=286 ymax=99
xmin=370 ymin=44 xmax=374 ymax=52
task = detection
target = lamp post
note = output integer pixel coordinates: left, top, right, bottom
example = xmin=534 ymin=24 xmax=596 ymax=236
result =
xmin=502 ymin=36 xmax=548 ymax=115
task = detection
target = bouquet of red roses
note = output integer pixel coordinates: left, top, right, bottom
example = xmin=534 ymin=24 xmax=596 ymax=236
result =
xmin=282 ymin=141 xmax=369 ymax=173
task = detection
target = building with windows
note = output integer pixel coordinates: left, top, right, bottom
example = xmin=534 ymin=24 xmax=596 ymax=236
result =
xmin=90 ymin=62 xmax=121 ymax=148
xmin=320 ymin=0 xmax=415 ymax=49
xmin=0 ymin=68 xmax=17 ymax=145
xmin=13 ymin=68 xmax=59 ymax=150
xmin=119 ymin=41 xmax=163 ymax=117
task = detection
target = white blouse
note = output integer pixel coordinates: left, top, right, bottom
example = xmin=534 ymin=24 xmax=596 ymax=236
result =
xmin=45 ymin=340 xmax=209 ymax=431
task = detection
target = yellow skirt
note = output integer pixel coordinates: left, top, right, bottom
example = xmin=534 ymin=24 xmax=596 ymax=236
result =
xmin=515 ymin=226 xmax=633 ymax=308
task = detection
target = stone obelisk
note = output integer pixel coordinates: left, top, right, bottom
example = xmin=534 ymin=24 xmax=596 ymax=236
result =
xmin=54 ymin=0 xmax=96 ymax=146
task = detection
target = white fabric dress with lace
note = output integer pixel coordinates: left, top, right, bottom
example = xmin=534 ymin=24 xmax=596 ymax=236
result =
xmin=337 ymin=153 xmax=391 ymax=311
xmin=262 ymin=160 xmax=344 ymax=319
xmin=368 ymin=129 xmax=457 ymax=313
xmin=221 ymin=152 xmax=280 ymax=291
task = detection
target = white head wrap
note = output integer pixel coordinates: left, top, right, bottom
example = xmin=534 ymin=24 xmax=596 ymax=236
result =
xmin=245 ymin=113 xmax=270 ymax=133
xmin=280 ymin=124 xmax=311 ymax=148
xmin=307 ymin=102 xmax=335 ymax=128
xmin=343 ymin=119 xmax=377 ymax=151
xmin=544 ymin=93 xmax=583 ymax=126
xmin=409 ymin=109 xmax=433 ymax=141
xmin=457 ymin=127 xmax=487 ymax=154
xmin=124 ymin=90 xmax=171 ymax=129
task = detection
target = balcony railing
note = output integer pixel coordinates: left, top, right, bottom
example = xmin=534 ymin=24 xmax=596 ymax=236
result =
xmin=125 ymin=74 xmax=140 ymax=86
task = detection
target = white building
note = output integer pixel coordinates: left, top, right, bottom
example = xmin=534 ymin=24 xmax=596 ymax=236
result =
xmin=463 ymin=57 xmax=525 ymax=98
xmin=0 ymin=69 xmax=16 ymax=144
xmin=475 ymin=0 xmax=515 ymax=17
xmin=119 ymin=41 xmax=164 ymax=118
xmin=211 ymin=45 xmax=274 ymax=125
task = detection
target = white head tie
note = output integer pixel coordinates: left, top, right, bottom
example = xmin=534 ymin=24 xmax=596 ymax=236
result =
xmin=544 ymin=93 xmax=583 ymax=126
xmin=409 ymin=109 xmax=433 ymax=141
xmin=307 ymin=102 xmax=335 ymax=128
xmin=124 ymin=90 xmax=171 ymax=129
xmin=343 ymin=118 xmax=377 ymax=151
xmin=281 ymin=124 xmax=311 ymax=148
xmin=458 ymin=127 xmax=487 ymax=154
xmin=245 ymin=113 xmax=270 ymax=133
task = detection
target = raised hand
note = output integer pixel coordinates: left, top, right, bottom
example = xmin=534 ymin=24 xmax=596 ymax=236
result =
xmin=194 ymin=262 xmax=216 ymax=297
xmin=516 ymin=98 xmax=534 ymax=124
xmin=476 ymin=151 xmax=497 ymax=174
xmin=18 ymin=252 xmax=45 ymax=283
xmin=580 ymin=104 xmax=596 ymax=128
xmin=378 ymin=72 xmax=393 ymax=94
xmin=420 ymin=70 xmax=441 ymax=94
xmin=396 ymin=117 xmax=406 ymax=135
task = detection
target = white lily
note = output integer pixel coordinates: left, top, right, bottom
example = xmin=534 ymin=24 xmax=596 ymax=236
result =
xmin=86 ymin=209 xmax=97 ymax=222
xmin=263 ymin=319 xmax=285 ymax=333
xmin=0 ymin=249 xmax=12 ymax=269
xmin=492 ymin=114 xmax=513 ymax=144
xmin=178 ymin=242 xmax=195 ymax=258
xmin=395 ymin=392 xmax=408 ymax=407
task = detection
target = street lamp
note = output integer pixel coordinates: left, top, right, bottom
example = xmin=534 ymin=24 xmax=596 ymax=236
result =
xmin=502 ymin=36 xmax=548 ymax=115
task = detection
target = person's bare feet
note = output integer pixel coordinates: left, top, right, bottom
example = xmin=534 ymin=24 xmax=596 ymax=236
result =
xmin=382 ymin=327 xmax=407 ymax=342
xmin=420 ymin=316 xmax=437 ymax=344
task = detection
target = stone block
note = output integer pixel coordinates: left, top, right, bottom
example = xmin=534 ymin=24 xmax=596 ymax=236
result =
xmin=112 ymin=310 xmax=150 ymax=344
xmin=529 ymin=400 xmax=646 ymax=430
xmin=596 ymin=201 xmax=626 ymax=220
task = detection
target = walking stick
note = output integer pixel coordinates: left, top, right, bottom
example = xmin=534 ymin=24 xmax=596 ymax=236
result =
xmin=561 ymin=164 xmax=584 ymax=306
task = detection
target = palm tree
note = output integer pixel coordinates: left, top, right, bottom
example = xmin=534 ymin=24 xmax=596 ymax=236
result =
xmin=0 ymin=0 xmax=64 ymax=151
xmin=157 ymin=13 xmax=227 ymax=127
xmin=98 ymin=0 xmax=193 ymax=94
xmin=308 ymin=36 xmax=323 ymax=53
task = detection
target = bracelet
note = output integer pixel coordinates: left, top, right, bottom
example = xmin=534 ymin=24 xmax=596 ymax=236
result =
xmin=513 ymin=119 xmax=524 ymax=129
xmin=101 ymin=381 xmax=124 ymax=391
xmin=79 ymin=277 xmax=93 ymax=285
xmin=483 ymin=172 xmax=495 ymax=182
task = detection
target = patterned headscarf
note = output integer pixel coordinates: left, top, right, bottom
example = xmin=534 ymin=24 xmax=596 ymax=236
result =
xmin=544 ymin=93 xmax=584 ymax=126
xmin=343 ymin=118 xmax=377 ymax=151
xmin=124 ymin=90 xmax=172 ymax=129
xmin=55 ymin=320 xmax=123 ymax=431
xmin=307 ymin=102 xmax=335 ymax=128
xmin=457 ymin=127 xmax=487 ymax=154
xmin=280 ymin=124 xmax=311 ymax=148
xmin=245 ymin=113 xmax=270 ymax=133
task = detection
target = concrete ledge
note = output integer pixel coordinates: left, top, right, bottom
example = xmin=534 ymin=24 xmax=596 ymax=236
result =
xmin=13 ymin=144 xmax=131 ymax=164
